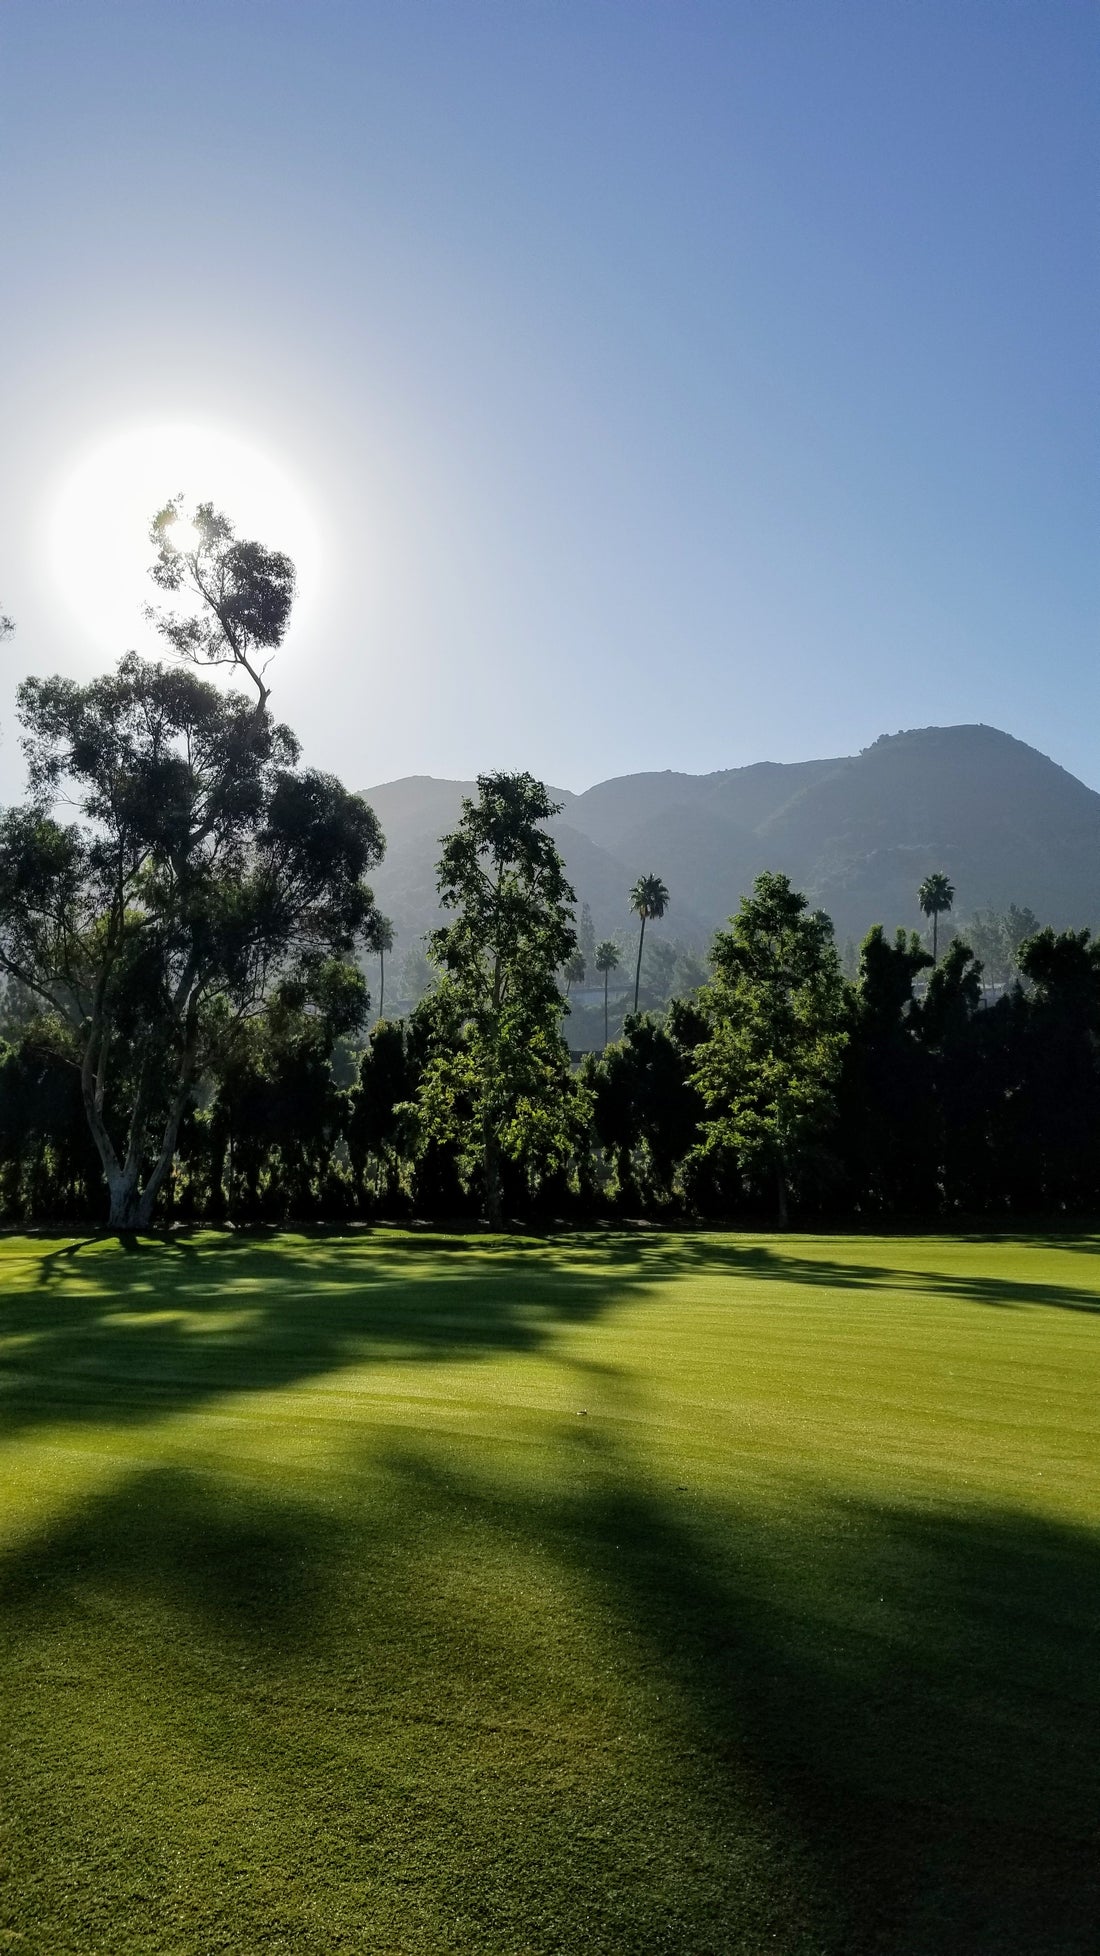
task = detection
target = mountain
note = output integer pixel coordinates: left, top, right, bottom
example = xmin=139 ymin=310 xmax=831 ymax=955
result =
xmin=360 ymin=726 xmax=1100 ymax=960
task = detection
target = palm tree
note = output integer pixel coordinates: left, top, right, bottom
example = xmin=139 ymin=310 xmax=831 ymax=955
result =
xmin=917 ymin=873 xmax=954 ymax=964
xmin=628 ymin=874 xmax=670 ymax=1012
xmin=594 ymin=940 xmax=620 ymax=1046
xmin=563 ymin=948 xmax=586 ymax=994
xmin=367 ymin=914 xmax=395 ymax=1016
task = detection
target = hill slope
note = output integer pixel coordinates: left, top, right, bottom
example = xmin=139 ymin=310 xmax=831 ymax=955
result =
xmin=362 ymin=725 xmax=1100 ymax=958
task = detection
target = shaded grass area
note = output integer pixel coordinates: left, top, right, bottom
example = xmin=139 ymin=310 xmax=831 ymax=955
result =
xmin=1 ymin=1230 xmax=1098 ymax=1952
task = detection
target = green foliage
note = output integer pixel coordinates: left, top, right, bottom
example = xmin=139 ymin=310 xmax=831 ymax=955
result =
xmin=420 ymin=772 xmax=582 ymax=1226
xmin=693 ymin=872 xmax=847 ymax=1224
xmin=0 ymin=655 xmax=382 ymax=1226
xmin=584 ymin=1006 xmax=705 ymax=1208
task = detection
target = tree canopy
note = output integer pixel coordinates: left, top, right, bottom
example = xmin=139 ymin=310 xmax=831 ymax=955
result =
xmin=419 ymin=771 xmax=580 ymax=1228
xmin=693 ymin=871 xmax=847 ymax=1226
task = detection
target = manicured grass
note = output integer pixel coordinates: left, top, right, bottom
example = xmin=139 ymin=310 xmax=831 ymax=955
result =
xmin=1 ymin=1230 xmax=1098 ymax=1954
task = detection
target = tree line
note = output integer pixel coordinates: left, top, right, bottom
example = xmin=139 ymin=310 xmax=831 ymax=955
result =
xmin=1 ymin=512 xmax=1098 ymax=1230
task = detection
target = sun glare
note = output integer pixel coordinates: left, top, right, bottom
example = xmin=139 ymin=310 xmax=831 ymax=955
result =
xmin=165 ymin=514 xmax=203 ymax=556
xmin=47 ymin=421 xmax=320 ymax=659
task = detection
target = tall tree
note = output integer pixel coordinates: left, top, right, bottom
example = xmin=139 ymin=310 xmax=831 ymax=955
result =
xmin=594 ymin=939 xmax=620 ymax=1046
xmin=0 ymin=505 xmax=383 ymax=1228
xmin=693 ymin=872 xmax=847 ymax=1227
xmin=366 ymin=913 xmax=395 ymax=1017
xmin=0 ymin=659 xmax=382 ymax=1227
xmin=918 ymin=871 xmax=955 ymax=964
xmin=422 ymin=772 xmax=579 ymax=1229
xmin=629 ymin=873 xmax=670 ymax=1012
xmin=836 ymin=925 xmax=934 ymax=1213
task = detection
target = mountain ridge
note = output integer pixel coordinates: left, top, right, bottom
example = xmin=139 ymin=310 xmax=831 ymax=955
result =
xmin=361 ymin=725 xmax=1100 ymax=957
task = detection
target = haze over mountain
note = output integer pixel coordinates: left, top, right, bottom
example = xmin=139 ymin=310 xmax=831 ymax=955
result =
xmin=363 ymin=725 xmax=1100 ymax=956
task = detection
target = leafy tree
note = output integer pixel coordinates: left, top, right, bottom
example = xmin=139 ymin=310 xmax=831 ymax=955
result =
xmin=345 ymin=1017 xmax=419 ymax=1210
xmin=594 ymin=939 xmax=620 ymax=1046
xmin=585 ymin=1007 xmax=705 ymax=1210
xmin=0 ymin=504 xmax=383 ymax=1228
xmin=421 ymin=772 xmax=579 ymax=1229
xmin=563 ymin=948 xmax=586 ymax=994
xmin=966 ymin=909 xmax=1011 ymax=990
xmin=205 ymin=958 xmax=368 ymax=1220
xmin=147 ymin=499 xmax=295 ymax=714
xmin=913 ymin=936 xmax=990 ymax=1209
xmin=0 ymin=659 xmax=382 ymax=1227
xmin=366 ymin=913 xmax=395 ymax=1017
xmin=837 ymin=926 xmax=934 ymax=1213
xmin=1005 ymin=903 xmax=1041 ymax=970
xmin=918 ymin=871 xmax=955 ymax=964
xmin=693 ymin=872 xmax=847 ymax=1226
xmin=398 ymin=939 xmax=436 ymax=1007
xmin=964 ymin=905 xmax=1042 ymax=990
xmin=1012 ymin=928 xmax=1100 ymax=1207
xmin=0 ymin=610 xmax=13 ymax=641
xmin=629 ymin=873 xmax=670 ymax=1012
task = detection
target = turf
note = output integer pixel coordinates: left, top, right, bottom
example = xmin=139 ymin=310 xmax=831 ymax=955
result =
xmin=1 ymin=1229 xmax=1098 ymax=1954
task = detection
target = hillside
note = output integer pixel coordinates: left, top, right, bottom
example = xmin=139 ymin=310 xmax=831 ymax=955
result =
xmin=361 ymin=725 xmax=1100 ymax=962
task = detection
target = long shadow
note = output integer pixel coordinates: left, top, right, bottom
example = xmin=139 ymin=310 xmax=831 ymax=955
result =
xmin=379 ymin=1435 xmax=1100 ymax=1953
xmin=595 ymin=1230 xmax=1100 ymax=1316
xmin=4 ymin=1226 xmax=1099 ymax=1448
xmin=1 ymin=1446 xmax=1097 ymax=1952
xmin=0 ymin=1229 xmax=658 ymax=1441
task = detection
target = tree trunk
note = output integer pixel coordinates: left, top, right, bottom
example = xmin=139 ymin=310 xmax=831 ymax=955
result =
xmin=604 ymin=970 xmax=609 ymax=1047
xmin=776 ymin=1162 xmax=789 ymax=1230
xmin=379 ymin=947 xmax=385 ymax=1017
xmin=482 ymin=1114 xmax=504 ymax=1231
xmin=933 ymin=912 xmax=939 ymax=964
xmin=633 ymin=917 xmax=647 ymax=1013
xmin=106 ymin=1165 xmax=145 ymax=1231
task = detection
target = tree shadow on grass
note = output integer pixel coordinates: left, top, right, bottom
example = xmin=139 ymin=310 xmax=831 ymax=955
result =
xmin=0 ymin=1229 xmax=658 ymax=1440
xmin=1 ymin=1445 xmax=1097 ymax=1954
xmin=591 ymin=1229 xmax=1100 ymax=1316
xmin=371 ymin=1433 xmax=1100 ymax=1954
xmin=4 ymin=1226 xmax=1099 ymax=1448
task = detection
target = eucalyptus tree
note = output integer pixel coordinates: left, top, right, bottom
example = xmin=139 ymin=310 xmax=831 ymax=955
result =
xmin=629 ymin=873 xmax=670 ymax=1012
xmin=421 ymin=772 xmax=579 ymax=1229
xmin=0 ymin=508 xmax=383 ymax=1228
xmin=918 ymin=871 xmax=955 ymax=964
xmin=693 ymin=872 xmax=847 ymax=1227
xmin=594 ymin=939 xmax=620 ymax=1046
xmin=147 ymin=498 xmax=296 ymax=713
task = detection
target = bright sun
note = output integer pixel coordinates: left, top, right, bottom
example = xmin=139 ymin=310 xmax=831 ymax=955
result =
xmin=48 ymin=421 xmax=320 ymax=658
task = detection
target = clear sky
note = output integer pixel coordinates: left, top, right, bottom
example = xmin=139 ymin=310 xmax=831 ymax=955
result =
xmin=1 ymin=1 xmax=1095 ymax=796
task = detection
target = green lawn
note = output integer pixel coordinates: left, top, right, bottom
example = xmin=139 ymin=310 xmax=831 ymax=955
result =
xmin=1 ymin=1230 xmax=1098 ymax=1954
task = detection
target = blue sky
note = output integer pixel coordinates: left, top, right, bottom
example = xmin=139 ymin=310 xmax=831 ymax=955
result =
xmin=1 ymin=1 xmax=1095 ymax=793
